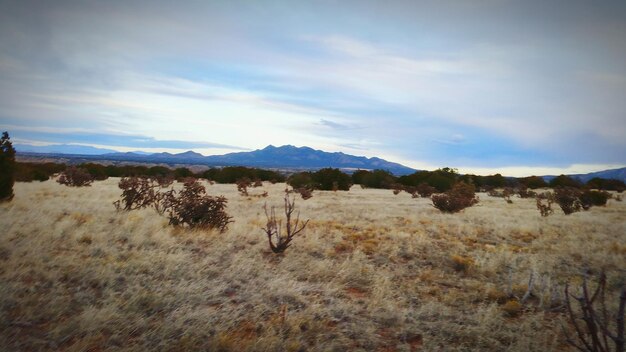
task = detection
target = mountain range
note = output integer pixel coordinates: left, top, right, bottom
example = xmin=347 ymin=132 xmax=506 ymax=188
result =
xmin=16 ymin=144 xmax=417 ymax=175
xmin=14 ymin=143 xmax=626 ymax=181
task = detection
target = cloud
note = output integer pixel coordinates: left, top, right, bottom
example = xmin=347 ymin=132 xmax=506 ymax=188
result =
xmin=6 ymin=128 xmax=247 ymax=151
xmin=0 ymin=0 xmax=624 ymax=171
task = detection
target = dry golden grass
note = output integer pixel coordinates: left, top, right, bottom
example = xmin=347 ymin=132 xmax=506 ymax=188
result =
xmin=1 ymin=179 xmax=625 ymax=351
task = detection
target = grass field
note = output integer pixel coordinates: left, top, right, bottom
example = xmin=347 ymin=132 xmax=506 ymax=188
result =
xmin=1 ymin=178 xmax=625 ymax=351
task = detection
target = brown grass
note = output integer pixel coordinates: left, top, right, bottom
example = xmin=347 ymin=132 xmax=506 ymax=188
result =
xmin=0 ymin=179 xmax=625 ymax=351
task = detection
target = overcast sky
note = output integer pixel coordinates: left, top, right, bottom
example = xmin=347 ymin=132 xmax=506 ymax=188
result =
xmin=1 ymin=0 xmax=625 ymax=176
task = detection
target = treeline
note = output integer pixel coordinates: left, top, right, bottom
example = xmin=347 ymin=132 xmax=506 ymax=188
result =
xmin=15 ymin=162 xmax=285 ymax=184
xmin=14 ymin=161 xmax=626 ymax=192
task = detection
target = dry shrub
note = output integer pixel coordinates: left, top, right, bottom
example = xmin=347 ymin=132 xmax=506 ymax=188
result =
xmin=536 ymin=195 xmax=554 ymax=217
xmin=57 ymin=166 xmax=94 ymax=187
xmin=113 ymin=176 xmax=173 ymax=211
xmin=564 ymin=272 xmax=625 ymax=352
xmin=403 ymin=186 xmax=419 ymax=198
xmin=262 ymin=194 xmax=309 ymax=253
xmin=517 ymin=185 xmax=536 ymax=199
xmin=554 ymin=187 xmax=582 ymax=215
xmin=431 ymin=182 xmax=479 ymax=213
xmin=451 ymin=255 xmax=474 ymax=273
xmin=288 ymin=186 xmax=313 ymax=200
xmin=162 ymin=179 xmax=232 ymax=231
xmin=391 ymin=183 xmax=403 ymax=195
xmin=502 ymin=299 xmax=523 ymax=317
xmin=236 ymin=177 xmax=252 ymax=196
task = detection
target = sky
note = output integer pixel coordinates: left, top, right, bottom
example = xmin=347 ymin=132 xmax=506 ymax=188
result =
xmin=0 ymin=0 xmax=625 ymax=176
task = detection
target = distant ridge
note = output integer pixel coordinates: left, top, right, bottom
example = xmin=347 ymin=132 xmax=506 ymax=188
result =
xmin=17 ymin=144 xmax=417 ymax=175
xmin=542 ymin=167 xmax=626 ymax=183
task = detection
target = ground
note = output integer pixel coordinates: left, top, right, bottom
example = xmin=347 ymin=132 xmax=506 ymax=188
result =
xmin=1 ymin=179 xmax=625 ymax=351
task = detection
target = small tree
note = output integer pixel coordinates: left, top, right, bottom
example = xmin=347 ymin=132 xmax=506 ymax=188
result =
xmin=0 ymin=132 xmax=16 ymax=201
xmin=262 ymin=194 xmax=309 ymax=253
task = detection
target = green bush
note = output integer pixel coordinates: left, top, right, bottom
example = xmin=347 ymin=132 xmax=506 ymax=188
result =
xmin=311 ymin=168 xmax=352 ymax=191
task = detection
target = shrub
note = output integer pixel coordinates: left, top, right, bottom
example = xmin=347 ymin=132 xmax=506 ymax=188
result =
xmin=517 ymin=185 xmax=536 ymax=198
xmin=536 ymin=195 xmax=554 ymax=217
xmin=236 ymin=177 xmax=252 ymax=196
xmin=586 ymin=177 xmax=625 ymax=193
xmin=416 ymin=183 xmax=436 ymax=198
xmin=0 ymin=132 xmax=16 ymax=201
xmin=161 ymin=179 xmax=232 ymax=231
xmin=287 ymin=172 xmax=315 ymax=190
xmin=262 ymin=193 xmax=309 ymax=253
xmin=431 ymin=182 xmax=479 ymax=213
xmin=294 ymin=187 xmax=313 ymax=200
xmin=553 ymin=187 xmax=582 ymax=215
xmin=518 ymin=175 xmax=548 ymax=189
xmin=352 ymin=169 xmax=396 ymax=189
xmin=579 ymin=190 xmax=611 ymax=210
xmin=113 ymin=176 xmax=172 ymax=211
xmin=549 ymin=175 xmax=582 ymax=188
xmin=57 ymin=166 xmax=94 ymax=187
xmin=563 ymin=272 xmax=625 ymax=352
xmin=312 ymin=168 xmax=352 ymax=191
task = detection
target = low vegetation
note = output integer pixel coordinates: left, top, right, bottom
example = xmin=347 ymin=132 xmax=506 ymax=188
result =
xmin=1 ymin=178 xmax=625 ymax=351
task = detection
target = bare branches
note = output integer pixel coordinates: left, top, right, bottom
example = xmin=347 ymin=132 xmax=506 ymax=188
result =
xmin=262 ymin=194 xmax=309 ymax=253
xmin=563 ymin=272 xmax=626 ymax=352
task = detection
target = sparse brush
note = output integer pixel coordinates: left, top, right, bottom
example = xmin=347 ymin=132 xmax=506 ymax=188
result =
xmin=57 ymin=166 xmax=94 ymax=187
xmin=431 ymin=182 xmax=479 ymax=213
xmin=262 ymin=193 xmax=309 ymax=253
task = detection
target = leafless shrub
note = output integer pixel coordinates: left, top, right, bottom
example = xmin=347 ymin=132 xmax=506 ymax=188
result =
xmin=536 ymin=195 xmax=554 ymax=217
xmin=253 ymin=179 xmax=263 ymax=187
xmin=236 ymin=177 xmax=252 ymax=196
xmin=163 ymin=179 xmax=232 ymax=231
xmin=391 ymin=183 xmax=403 ymax=195
xmin=57 ymin=166 xmax=94 ymax=187
xmin=262 ymin=194 xmax=309 ymax=253
xmin=563 ymin=272 xmax=625 ymax=352
xmin=431 ymin=182 xmax=479 ymax=213
xmin=554 ymin=187 xmax=583 ymax=215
